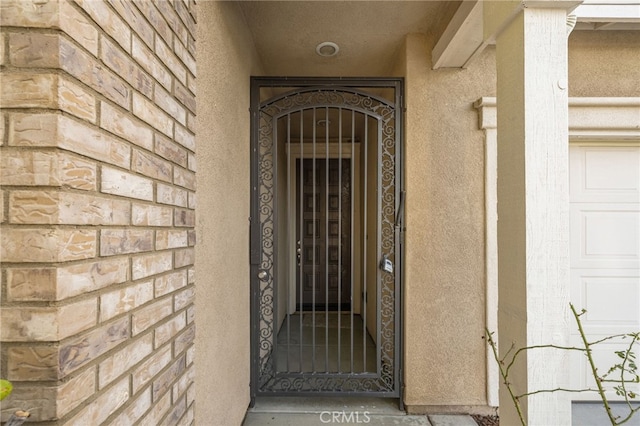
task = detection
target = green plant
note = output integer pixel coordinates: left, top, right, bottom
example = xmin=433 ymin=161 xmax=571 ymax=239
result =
xmin=485 ymin=303 xmax=640 ymax=425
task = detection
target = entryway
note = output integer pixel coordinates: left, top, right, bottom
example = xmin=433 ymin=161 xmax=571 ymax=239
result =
xmin=249 ymin=78 xmax=404 ymax=399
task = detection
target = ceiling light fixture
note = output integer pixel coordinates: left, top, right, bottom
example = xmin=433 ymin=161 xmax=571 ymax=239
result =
xmin=316 ymin=41 xmax=339 ymax=57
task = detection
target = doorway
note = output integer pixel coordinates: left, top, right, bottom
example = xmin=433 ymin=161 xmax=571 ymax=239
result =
xmin=250 ymin=78 xmax=403 ymax=398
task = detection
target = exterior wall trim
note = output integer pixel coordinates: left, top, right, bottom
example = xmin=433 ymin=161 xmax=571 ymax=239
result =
xmin=475 ymin=96 xmax=640 ymax=408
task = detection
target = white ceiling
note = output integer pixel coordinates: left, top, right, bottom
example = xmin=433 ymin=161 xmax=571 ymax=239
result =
xmin=237 ymin=1 xmax=459 ymax=76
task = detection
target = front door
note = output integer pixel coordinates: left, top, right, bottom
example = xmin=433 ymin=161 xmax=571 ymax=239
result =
xmin=297 ymin=158 xmax=351 ymax=311
xmin=250 ymin=78 xmax=403 ymax=398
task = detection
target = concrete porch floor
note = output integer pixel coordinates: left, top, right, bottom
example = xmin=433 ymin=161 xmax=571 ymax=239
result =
xmin=243 ymin=398 xmax=640 ymax=425
xmin=242 ymin=397 xmax=476 ymax=426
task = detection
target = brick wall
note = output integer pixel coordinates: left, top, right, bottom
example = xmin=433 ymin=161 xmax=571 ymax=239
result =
xmin=0 ymin=0 xmax=196 ymax=424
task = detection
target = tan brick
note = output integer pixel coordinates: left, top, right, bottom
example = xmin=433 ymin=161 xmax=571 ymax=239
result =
xmin=175 ymin=124 xmax=195 ymax=151
xmin=133 ymin=148 xmax=173 ymax=182
xmin=0 ymin=111 xmax=5 ymax=144
xmin=174 ymin=208 xmax=195 ymax=227
xmin=111 ymin=387 xmax=152 ymax=426
xmin=175 ymin=80 xmax=196 ymax=114
xmin=152 ymin=355 xmax=186 ymax=401
xmin=67 ymin=376 xmax=129 ymax=426
xmin=99 ymin=334 xmax=153 ymax=388
xmin=132 ymin=35 xmax=172 ymax=90
xmin=59 ymin=75 xmax=97 ymax=122
xmin=0 ymin=191 xmax=4 ymax=223
xmin=109 ymin=0 xmax=155 ymax=48
xmin=154 ymin=84 xmax=186 ymax=125
xmin=132 ymin=251 xmax=173 ymax=280
xmin=56 ymin=258 xmax=129 ymax=300
xmin=6 ymin=268 xmax=57 ymax=301
xmin=188 ymin=191 xmax=196 ymax=209
xmin=60 ymin=116 xmax=130 ymax=167
xmin=132 ymin=297 xmax=173 ymax=336
xmin=7 ymin=345 xmax=59 ymax=381
xmin=1 ymin=298 xmax=96 ymax=342
xmin=133 ymin=92 xmax=173 ymax=137
xmin=155 ymin=0 xmax=188 ymax=46
xmin=8 ymin=113 xmax=58 ymax=147
xmin=0 ymin=0 xmax=58 ymax=27
xmin=101 ymin=37 xmax=153 ymax=98
xmin=155 ymin=270 xmax=187 ymax=297
xmin=187 ymin=111 xmax=196 ymax=132
xmin=0 ymin=73 xmax=57 ymax=109
xmin=60 ymin=0 xmax=99 ymax=56
xmin=9 ymin=32 xmax=60 ymax=67
xmin=9 ymin=191 xmax=130 ymax=225
xmin=188 ymin=230 xmax=196 ymax=246
xmin=175 ymin=0 xmax=196 ymax=39
xmin=132 ymin=344 xmax=172 ymax=393
xmin=188 ymin=267 xmax=195 ymax=284
xmin=155 ymin=34 xmax=187 ymax=83
xmin=186 ymin=343 xmax=195 ymax=366
xmin=0 ymin=385 xmax=57 ymax=422
xmin=174 ymin=166 xmax=196 ymax=190
xmin=179 ymin=405 xmax=195 ymax=426
xmin=174 ymin=247 xmax=195 ymax=268
xmin=1 ymin=228 xmax=96 ymax=262
xmin=76 ymin=0 xmax=131 ymax=52
xmin=57 ymin=366 xmax=96 ymax=417
xmin=156 ymin=229 xmax=188 ymax=250
xmin=174 ymin=38 xmax=196 ymax=77
xmin=100 ymin=101 xmax=153 ymax=151
xmin=157 ymin=183 xmax=188 ymax=207
xmin=160 ymin=395 xmax=186 ymax=426
xmin=59 ymin=316 xmax=130 ymax=376
xmin=100 ymin=280 xmax=153 ymax=322
xmin=58 ymin=114 xmax=130 ymax=168
xmin=100 ymin=228 xmax=154 ymax=256
xmin=59 ymin=153 xmax=97 ymax=190
xmin=138 ymin=390 xmax=171 ymax=426
xmin=188 ymin=152 xmax=196 ymax=171
xmin=1 ymin=149 xmax=59 ymax=186
xmin=173 ymin=323 xmax=195 ymax=356
xmin=101 ymin=166 xmax=154 ymax=201
xmin=155 ymin=133 xmax=187 ymax=167
xmin=172 ymin=365 xmax=194 ymax=401
xmin=133 ymin=0 xmax=172 ymax=46
xmin=155 ymin=312 xmax=186 ymax=347
xmin=187 ymin=73 xmax=196 ymax=97
xmin=132 ymin=203 xmax=173 ymax=226
xmin=174 ymin=286 xmax=195 ymax=311
xmin=186 ymin=304 xmax=195 ymax=324
xmin=60 ymin=37 xmax=130 ymax=109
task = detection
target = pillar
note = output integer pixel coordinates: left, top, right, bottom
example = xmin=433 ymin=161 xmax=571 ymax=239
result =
xmin=485 ymin=1 xmax=580 ymax=424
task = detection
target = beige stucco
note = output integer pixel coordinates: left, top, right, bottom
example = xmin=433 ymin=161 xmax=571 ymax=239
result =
xmin=569 ymin=31 xmax=640 ymax=97
xmin=195 ymin=2 xmax=264 ymax=425
xmin=402 ymin=33 xmax=496 ymax=412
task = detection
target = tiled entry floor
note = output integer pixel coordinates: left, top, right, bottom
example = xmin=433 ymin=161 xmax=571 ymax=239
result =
xmin=275 ymin=313 xmax=377 ymax=373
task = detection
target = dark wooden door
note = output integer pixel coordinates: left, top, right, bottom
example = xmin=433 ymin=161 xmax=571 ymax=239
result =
xmin=296 ymin=158 xmax=351 ymax=311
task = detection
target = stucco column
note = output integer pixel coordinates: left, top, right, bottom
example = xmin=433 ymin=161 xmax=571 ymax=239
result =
xmin=485 ymin=1 xmax=579 ymax=424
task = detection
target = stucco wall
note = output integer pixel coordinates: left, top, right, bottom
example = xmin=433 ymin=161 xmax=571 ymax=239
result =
xmin=196 ymin=2 xmax=264 ymax=425
xmin=569 ymin=31 xmax=640 ymax=97
xmin=402 ymin=34 xmax=496 ymax=412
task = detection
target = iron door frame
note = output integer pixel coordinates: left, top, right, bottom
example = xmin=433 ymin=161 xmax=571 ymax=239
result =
xmin=249 ymin=77 xmax=405 ymax=400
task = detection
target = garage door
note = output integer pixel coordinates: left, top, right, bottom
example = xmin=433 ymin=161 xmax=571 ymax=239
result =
xmin=570 ymin=144 xmax=640 ymax=400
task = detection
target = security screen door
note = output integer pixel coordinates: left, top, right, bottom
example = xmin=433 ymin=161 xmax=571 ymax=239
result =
xmin=250 ymin=78 xmax=403 ymax=398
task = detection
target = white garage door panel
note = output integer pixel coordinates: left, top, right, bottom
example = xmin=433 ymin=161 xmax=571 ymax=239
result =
xmin=571 ymin=270 xmax=640 ymax=330
xmin=570 ymin=145 xmax=640 ymax=401
xmin=570 ymin=335 xmax=640 ymax=400
xmin=570 ymin=204 xmax=640 ymax=269
xmin=570 ymin=146 xmax=640 ymax=203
